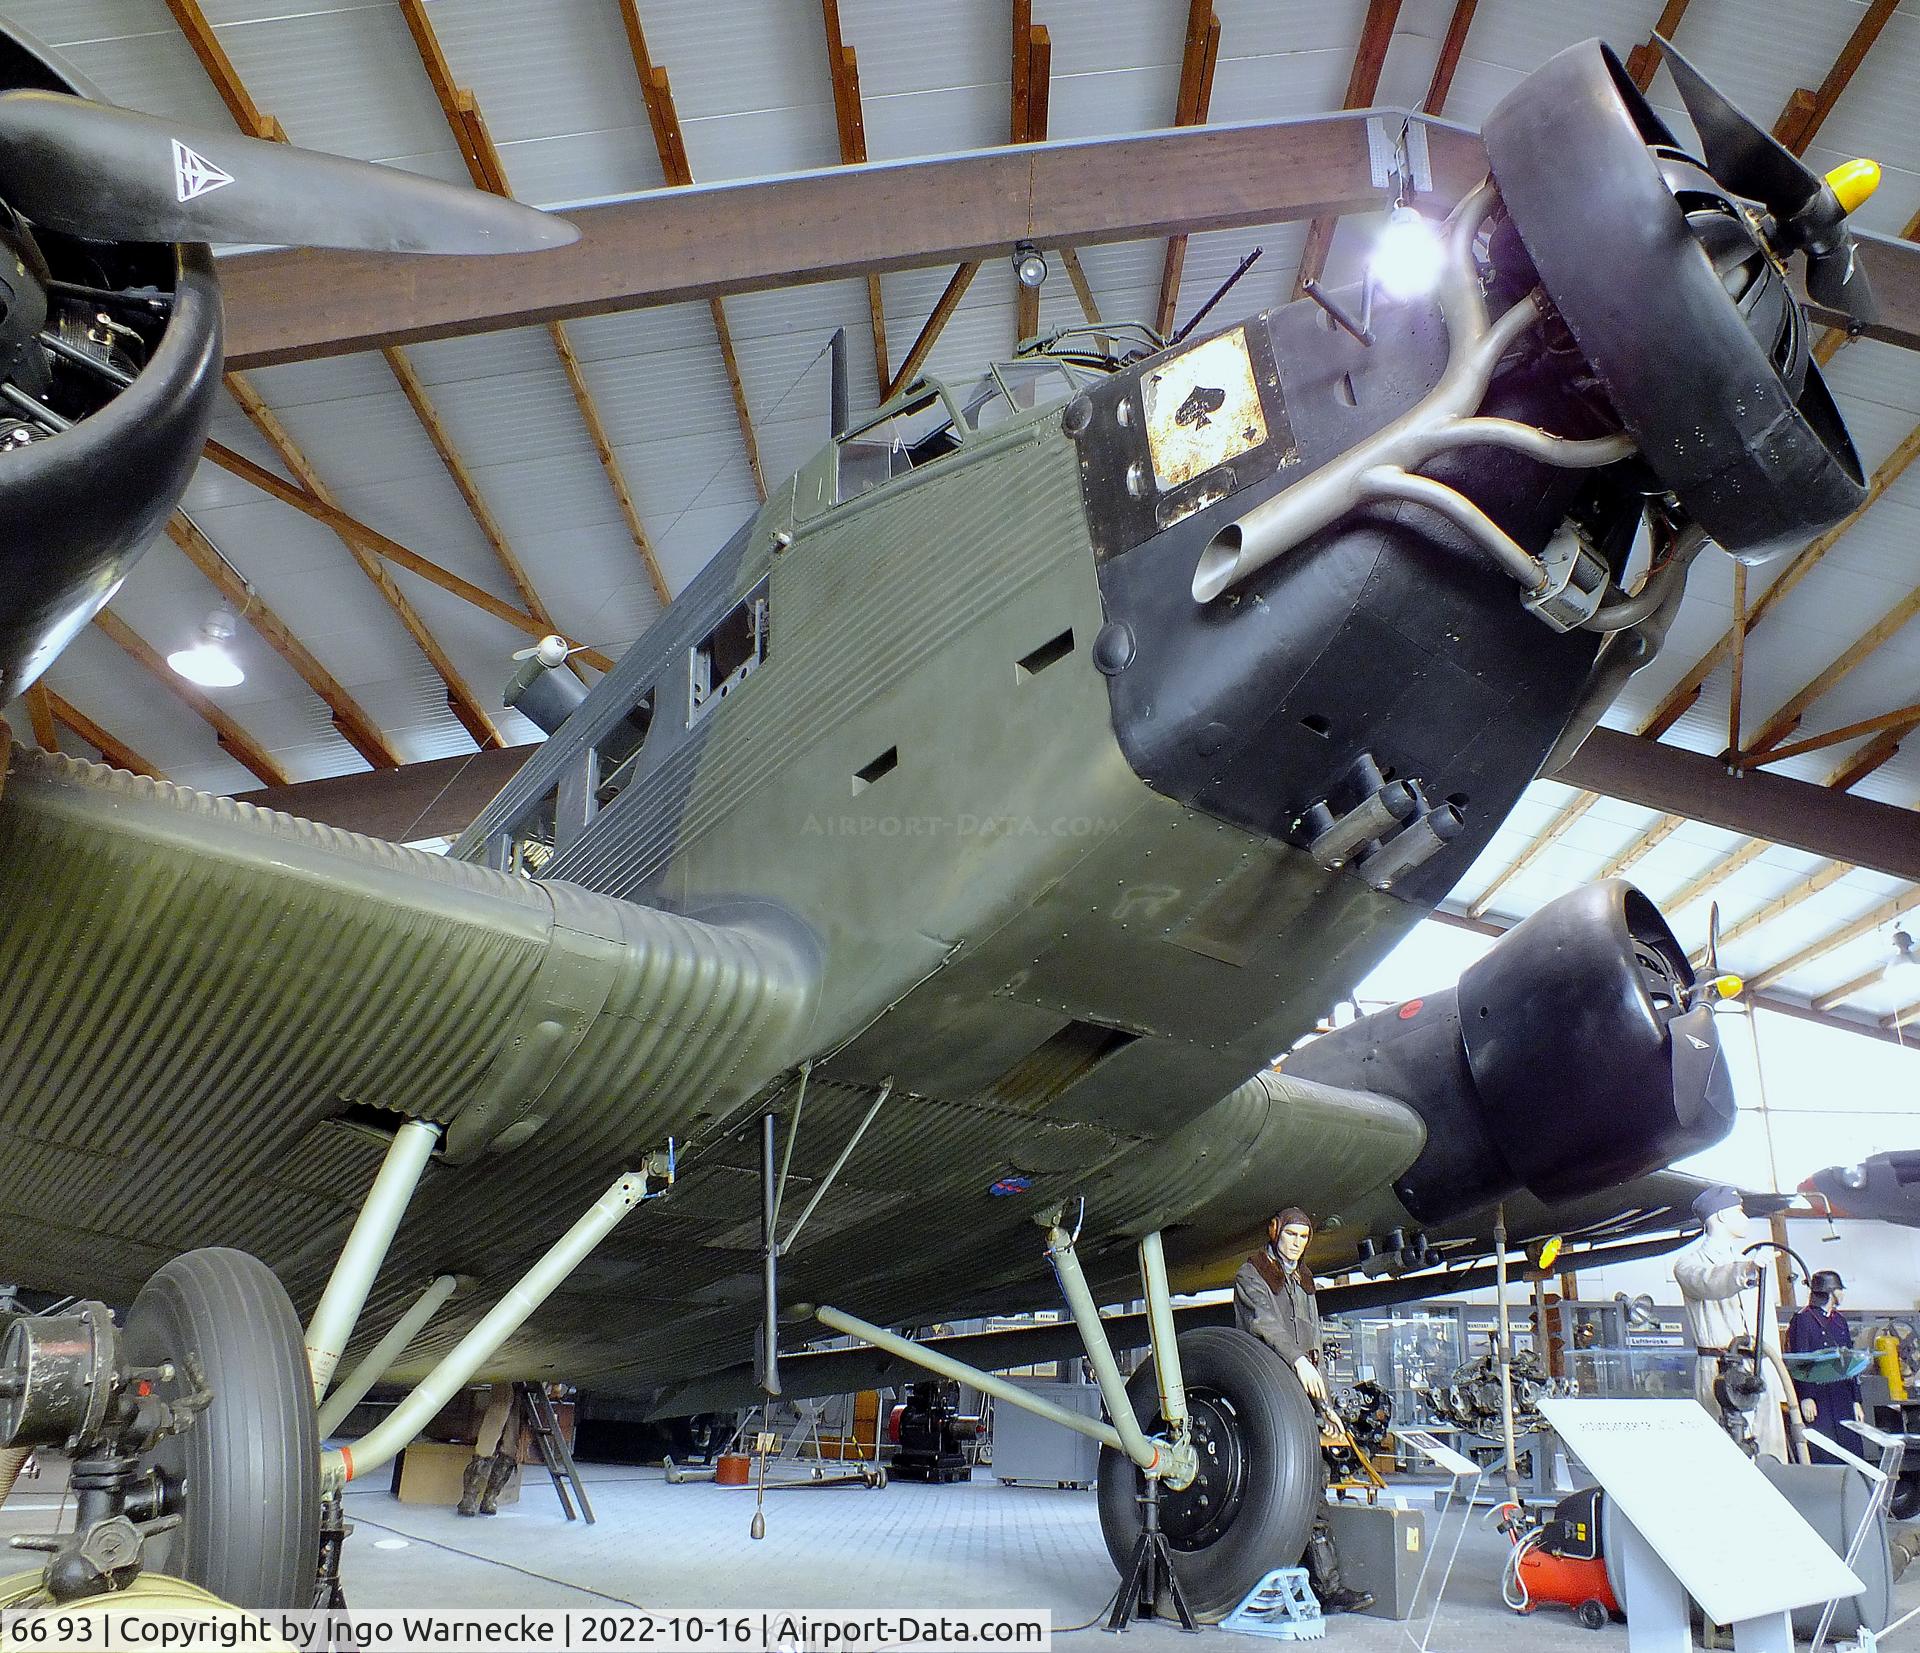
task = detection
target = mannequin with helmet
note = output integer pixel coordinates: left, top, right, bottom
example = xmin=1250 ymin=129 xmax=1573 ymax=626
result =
xmin=1788 ymin=1268 xmax=1865 ymax=1466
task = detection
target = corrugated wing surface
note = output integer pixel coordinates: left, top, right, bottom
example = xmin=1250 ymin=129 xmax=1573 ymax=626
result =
xmin=0 ymin=743 xmax=813 ymax=1318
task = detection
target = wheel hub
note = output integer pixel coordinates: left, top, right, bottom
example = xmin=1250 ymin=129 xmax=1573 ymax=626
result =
xmin=1155 ymin=1391 xmax=1247 ymax=1551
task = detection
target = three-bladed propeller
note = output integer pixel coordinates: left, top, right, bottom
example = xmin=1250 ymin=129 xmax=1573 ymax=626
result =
xmin=0 ymin=90 xmax=576 ymax=253
xmin=0 ymin=55 xmax=580 ymax=704
xmin=1656 ymin=36 xmax=1876 ymax=326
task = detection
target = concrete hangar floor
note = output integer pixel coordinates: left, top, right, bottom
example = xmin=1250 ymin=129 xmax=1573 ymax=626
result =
xmin=11 ymin=1454 xmax=1920 ymax=1650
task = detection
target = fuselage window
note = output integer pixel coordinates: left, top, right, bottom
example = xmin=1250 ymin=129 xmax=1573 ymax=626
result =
xmin=595 ymin=690 xmax=656 ymax=806
xmin=689 ymin=580 xmax=769 ymax=726
xmin=489 ymin=783 xmax=559 ymax=878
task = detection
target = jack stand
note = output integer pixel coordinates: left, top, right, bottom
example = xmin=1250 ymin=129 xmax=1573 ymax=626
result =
xmin=1107 ymin=1474 xmax=1197 ymax=1634
xmin=312 ymin=1495 xmax=350 ymax=1611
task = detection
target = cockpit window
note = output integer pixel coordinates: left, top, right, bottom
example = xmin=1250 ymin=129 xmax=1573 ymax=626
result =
xmin=833 ymin=336 xmax=1134 ymax=506
xmin=961 ymin=359 xmax=1083 ymax=431
xmin=836 ymin=387 xmax=967 ymax=503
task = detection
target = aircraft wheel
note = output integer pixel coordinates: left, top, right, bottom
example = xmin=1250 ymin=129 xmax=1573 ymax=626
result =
xmin=1096 ymin=1327 xmax=1321 ymax=1621
xmin=123 ymin=1248 xmax=320 ymax=1610
xmin=1889 ymin=1474 xmax=1920 ymax=1523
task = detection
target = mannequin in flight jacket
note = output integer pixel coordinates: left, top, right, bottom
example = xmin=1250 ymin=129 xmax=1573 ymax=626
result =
xmin=1233 ymin=1206 xmax=1372 ymax=1615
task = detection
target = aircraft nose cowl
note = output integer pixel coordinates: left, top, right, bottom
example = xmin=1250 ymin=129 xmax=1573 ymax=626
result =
xmin=1286 ymin=881 xmax=1734 ymax=1225
xmin=1456 ymin=880 xmax=1733 ymax=1203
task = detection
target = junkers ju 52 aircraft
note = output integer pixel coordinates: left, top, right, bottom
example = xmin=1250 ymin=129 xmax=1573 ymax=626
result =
xmin=0 ymin=22 xmax=1884 ymax=1624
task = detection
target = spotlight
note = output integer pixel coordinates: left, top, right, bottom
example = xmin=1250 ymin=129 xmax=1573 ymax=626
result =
xmin=167 ymin=605 xmax=244 ymax=688
xmin=1370 ymin=205 xmax=1444 ymax=301
xmin=1012 ymin=240 xmax=1049 ymax=290
xmin=1886 ymin=928 xmax=1918 ymax=980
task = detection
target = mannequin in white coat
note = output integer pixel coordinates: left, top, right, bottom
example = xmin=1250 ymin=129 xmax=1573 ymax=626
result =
xmin=1671 ymin=1186 xmax=1800 ymax=1462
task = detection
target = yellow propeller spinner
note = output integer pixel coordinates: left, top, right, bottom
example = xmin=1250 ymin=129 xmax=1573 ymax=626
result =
xmin=1826 ymin=158 xmax=1881 ymax=216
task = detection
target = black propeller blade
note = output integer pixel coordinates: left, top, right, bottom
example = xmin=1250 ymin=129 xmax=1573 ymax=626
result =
xmin=1656 ymin=37 xmax=1815 ymax=217
xmin=0 ymin=90 xmax=577 ymax=254
xmin=1802 ymin=230 xmax=1879 ymax=328
xmin=1655 ymin=36 xmax=1875 ymax=327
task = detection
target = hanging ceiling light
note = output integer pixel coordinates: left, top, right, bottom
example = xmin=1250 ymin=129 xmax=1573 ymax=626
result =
xmin=167 ymin=605 xmax=244 ymax=688
xmin=1886 ymin=928 xmax=1919 ymax=982
xmin=1011 ymin=240 xmax=1049 ymax=290
xmin=1370 ymin=204 xmax=1445 ymax=301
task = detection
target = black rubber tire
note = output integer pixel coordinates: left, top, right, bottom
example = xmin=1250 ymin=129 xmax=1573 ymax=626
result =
xmin=1096 ymin=1327 xmax=1322 ymax=1621
xmin=1891 ymin=1475 xmax=1920 ymax=1523
xmin=1577 ymin=1599 xmax=1608 ymax=1631
xmin=123 ymin=1248 xmax=320 ymax=1609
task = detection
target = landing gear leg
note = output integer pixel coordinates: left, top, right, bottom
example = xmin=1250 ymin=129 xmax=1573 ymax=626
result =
xmin=1107 ymin=1474 xmax=1196 ymax=1633
xmin=312 ymin=1496 xmax=350 ymax=1611
xmin=320 ymin=1155 xmax=673 ymax=1495
xmin=820 ymin=1213 xmax=1211 ymax=1629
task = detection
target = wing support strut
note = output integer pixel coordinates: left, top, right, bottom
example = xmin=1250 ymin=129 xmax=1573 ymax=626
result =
xmin=319 ymin=1151 xmax=673 ymax=1494
xmin=758 ymin=1071 xmax=894 ymax=1398
xmin=817 ymin=1213 xmax=1198 ymax=1489
xmin=304 ymin=1118 xmax=441 ymax=1403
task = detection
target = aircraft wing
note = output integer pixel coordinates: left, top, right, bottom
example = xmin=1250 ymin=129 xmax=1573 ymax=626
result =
xmin=1418 ymin=1168 xmax=1757 ymax=1265
xmin=0 ymin=736 xmax=817 ymax=1306
xmin=635 ymin=1169 xmax=1733 ymax=1417
xmin=1305 ymin=1168 xmax=1790 ymax=1310
xmin=1802 ymin=1151 xmax=1920 ymax=1226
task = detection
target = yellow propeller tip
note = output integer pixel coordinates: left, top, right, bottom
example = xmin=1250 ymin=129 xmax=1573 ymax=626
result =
xmin=1827 ymin=158 xmax=1881 ymax=216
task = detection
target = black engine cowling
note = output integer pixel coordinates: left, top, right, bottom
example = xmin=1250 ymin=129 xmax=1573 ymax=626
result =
xmin=1285 ymin=880 xmax=1734 ymax=1223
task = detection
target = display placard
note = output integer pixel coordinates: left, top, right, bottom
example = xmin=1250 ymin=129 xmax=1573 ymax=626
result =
xmin=1541 ymin=1399 xmax=1861 ymax=1625
xmin=1397 ymin=1428 xmax=1480 ymax=1480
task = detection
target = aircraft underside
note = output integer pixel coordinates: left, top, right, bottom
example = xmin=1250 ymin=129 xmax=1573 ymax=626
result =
xmin=0 ymin=737 xmax=1718 ymax=1414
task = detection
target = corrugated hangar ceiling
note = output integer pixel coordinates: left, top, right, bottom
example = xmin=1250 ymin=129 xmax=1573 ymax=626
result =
xmin=6 ymin=0 xmax=1920 ymax=1040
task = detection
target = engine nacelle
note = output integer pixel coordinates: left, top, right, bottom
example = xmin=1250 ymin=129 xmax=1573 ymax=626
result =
xmin=1284 ymin=880 xmax=1734 ymax=1224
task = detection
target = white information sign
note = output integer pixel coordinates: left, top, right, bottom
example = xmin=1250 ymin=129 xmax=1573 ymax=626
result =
xmin=1397 ymin=1428 xmax=1480 ymax=1480
xmin=1540 ymin=1399 xmax=1861 ymax=1626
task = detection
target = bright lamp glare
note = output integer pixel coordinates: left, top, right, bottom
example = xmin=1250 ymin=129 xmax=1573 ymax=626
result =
xmin=1371 ymin=206 xmax=1444 ymax=301
xmin=167 ymin=642 xmax=244 ymax=687
xmin=168 ymin=605 xmax=245 ymax=687
xmin=1886 ymin=928 xmax=1919 ymax=979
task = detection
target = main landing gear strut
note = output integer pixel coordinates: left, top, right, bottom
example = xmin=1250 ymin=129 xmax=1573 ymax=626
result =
xmin=820 ymin=1216 xmax=1321 ymax=1628
xmin=0 ymin=1127 xmax=678 ymax=1613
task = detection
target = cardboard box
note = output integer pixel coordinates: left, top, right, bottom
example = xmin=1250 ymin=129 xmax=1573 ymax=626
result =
xmin=392 ymin=1440 xmax=521 ymax=1507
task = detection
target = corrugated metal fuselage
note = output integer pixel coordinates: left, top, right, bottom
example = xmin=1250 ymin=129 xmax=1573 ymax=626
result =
xmin=2 ymin=296 xmax=1619 ymax=1398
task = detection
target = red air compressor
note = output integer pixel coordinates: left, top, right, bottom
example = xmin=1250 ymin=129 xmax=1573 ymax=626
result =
xmin=1497 ymin=1489 xmax=1621 ymax=1631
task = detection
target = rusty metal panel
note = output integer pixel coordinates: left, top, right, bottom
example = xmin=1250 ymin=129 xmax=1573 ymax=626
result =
xmin=1142 ymin=325 xmax=1270 ymax=491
